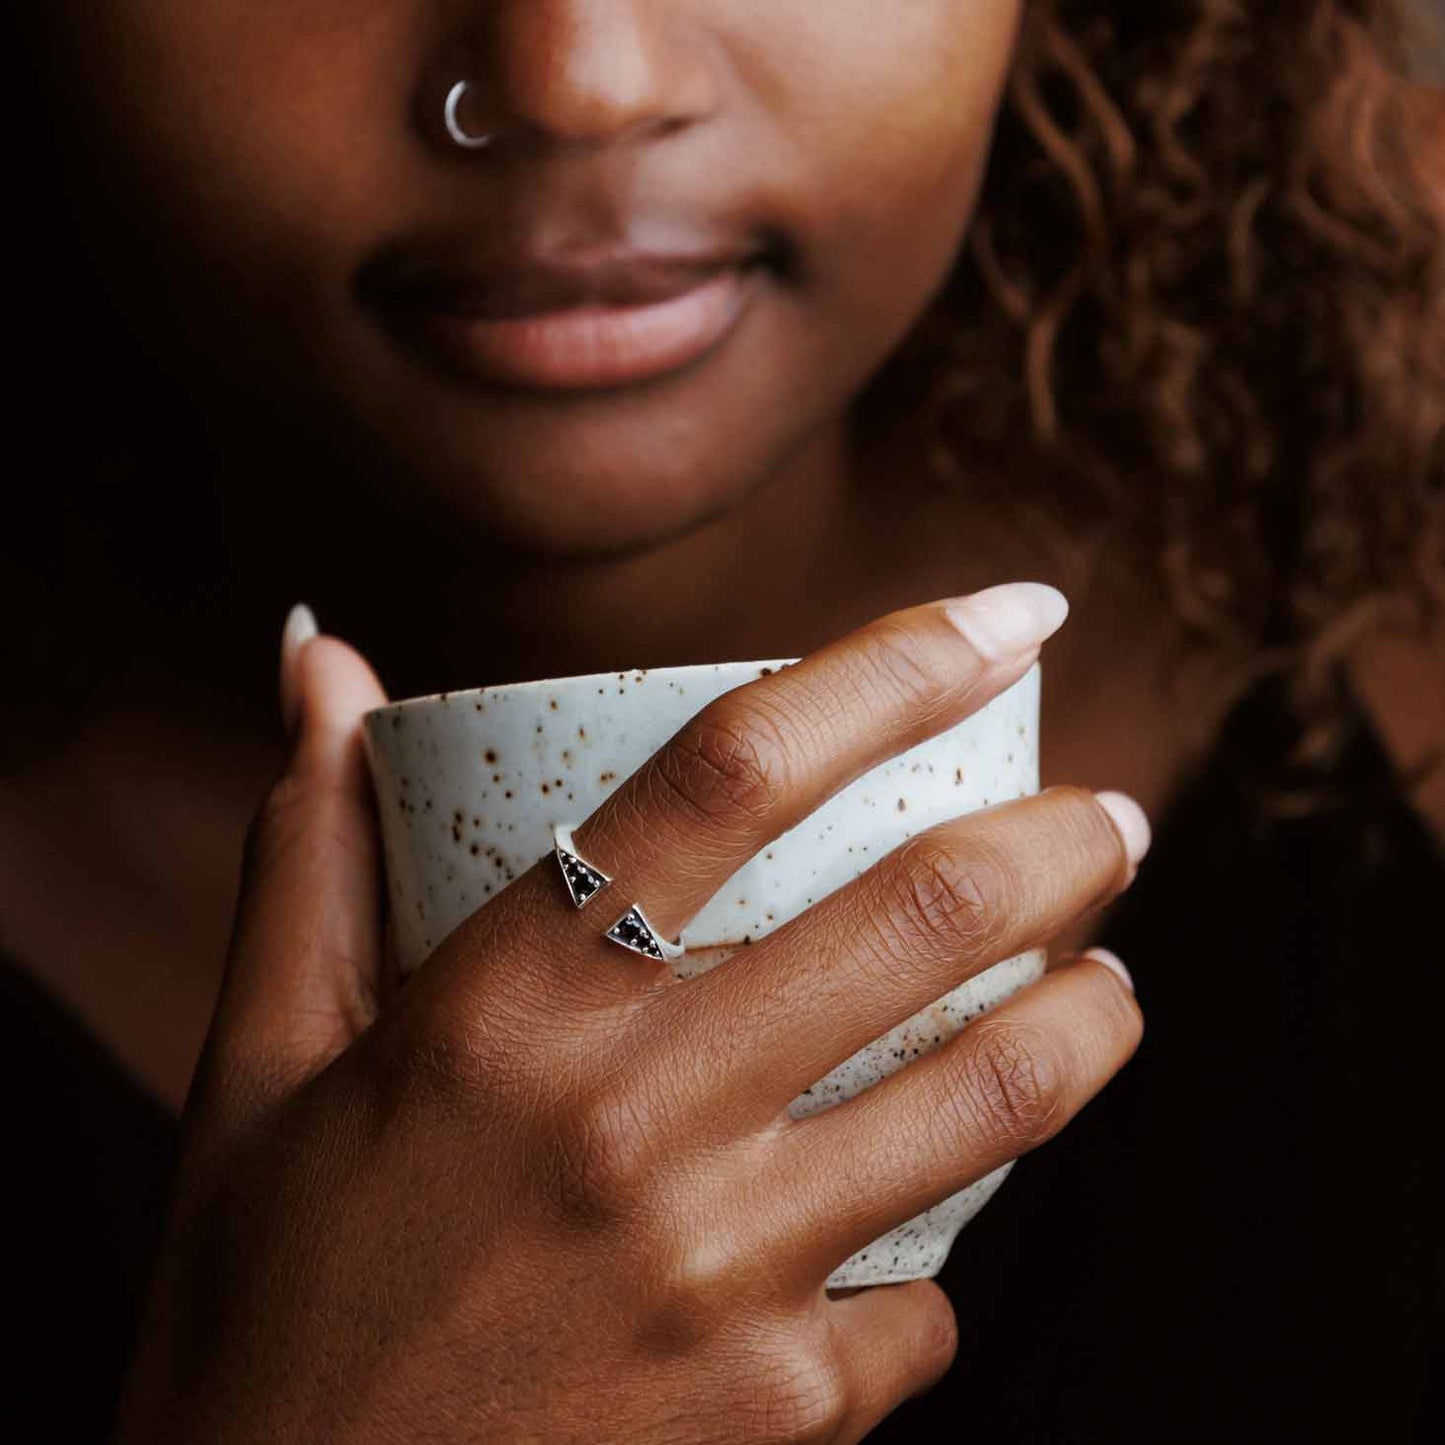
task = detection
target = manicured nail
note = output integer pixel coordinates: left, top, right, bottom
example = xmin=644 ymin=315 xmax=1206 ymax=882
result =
xmin=279 ymin=603 xmax=319 ymax=736
xmin=942 ymin=582 xmax=1069 ymax=665
xmin=1085 ymin=947 xmax=1134 ymax=993
xmin=1095 ymin=790 xmax=1151 ymax=870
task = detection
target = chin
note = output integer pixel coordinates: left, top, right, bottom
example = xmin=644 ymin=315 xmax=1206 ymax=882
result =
xmin=330 ymin=414 xmax=763 ymax=566
xmin=474 ymin=460 xmax=759 ymax=561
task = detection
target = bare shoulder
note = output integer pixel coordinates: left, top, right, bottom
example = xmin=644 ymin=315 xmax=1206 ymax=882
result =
xmin=1344 ymin=603 xmax=1445 ymax=853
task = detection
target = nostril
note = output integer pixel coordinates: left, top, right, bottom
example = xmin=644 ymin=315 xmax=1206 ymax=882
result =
xmin=453 ymin=5 xmax=718 ymax=151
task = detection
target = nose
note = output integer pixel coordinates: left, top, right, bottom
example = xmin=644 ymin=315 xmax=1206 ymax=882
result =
xmin=459 ymin=0 xmax=717 ymax=150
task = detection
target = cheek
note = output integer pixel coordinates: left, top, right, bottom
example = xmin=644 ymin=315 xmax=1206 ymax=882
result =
xmin=50 ymin=2 xmax=412 ymax=315
xmin=764 ymin=1 xmax=1022 ymax=317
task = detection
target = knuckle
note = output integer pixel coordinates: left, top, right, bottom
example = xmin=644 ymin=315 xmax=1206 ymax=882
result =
xmin=241 ymin=773 xmax=309 ymax=878
xmin=1086 ymin=966 xmax=1147 ymax=1063
xmin=1048 ymin=783 xmax=1133 ymax=883
xmin=747 ymin=1339 xmax=850 ymax=1445
xmin=850 ymin=619 xmax=955 ymax=720
xmin=536 ymin=1084 xmax=658 ymax=1229
xmin=1091 ymin=951 xmax=1144 ymax=1024
xmin=953 ymin=1019 xmax=1068 ymax=1153
xmin=632 ymin=1232 xmax=743 ymax=1358
xmin=651 ymin=706 xmax=791 ymax=829
xmin=242 ymin=768 xmax=356 ymax=895
xmin=888 ymin=836 xmax=1010 ymax=958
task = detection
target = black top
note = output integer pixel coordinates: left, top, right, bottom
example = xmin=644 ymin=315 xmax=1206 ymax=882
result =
xmin=4 ymin=672 xmax=1442 ymax=1442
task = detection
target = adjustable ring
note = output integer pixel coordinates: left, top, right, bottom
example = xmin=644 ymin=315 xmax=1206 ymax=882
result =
xmin=552 ymin=823 xmax=685 ymax=962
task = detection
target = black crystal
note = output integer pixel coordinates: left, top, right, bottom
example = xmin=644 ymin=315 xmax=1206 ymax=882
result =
xmin=557 ymin=847 xmax=609 ymax=908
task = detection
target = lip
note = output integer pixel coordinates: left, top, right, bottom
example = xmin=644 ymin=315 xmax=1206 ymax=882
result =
xmin=365 ymin=249 xmax=768 ymax=392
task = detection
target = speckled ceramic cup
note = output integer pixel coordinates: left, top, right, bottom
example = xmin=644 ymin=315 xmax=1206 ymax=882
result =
xmin=363 ymin=660 xmax=1042 ymax=1289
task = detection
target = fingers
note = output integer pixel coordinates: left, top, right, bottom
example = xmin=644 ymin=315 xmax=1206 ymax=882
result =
xmin=417 ymin=583 xmax=1067 ymax=1018
xmin=825 ymin=1281 xmax=959 ymax=1442
xmin=569 ymin=583 xmax=1068 ymax=939
xmin=651 ymin=785 xmax=1145 ymax=1129
xmin=757 ymin=953 xmax=1142 ymax=1283
xmin=199 ymin=608 xmax=389 ymax=1129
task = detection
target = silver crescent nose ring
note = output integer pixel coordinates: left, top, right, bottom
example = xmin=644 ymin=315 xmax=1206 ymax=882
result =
xmin=444 ymin=80 xmax=496 ymax=150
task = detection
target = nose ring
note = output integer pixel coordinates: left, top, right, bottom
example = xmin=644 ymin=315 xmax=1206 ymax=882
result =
xmin=444 ymin=80 xmax=496 ymax=150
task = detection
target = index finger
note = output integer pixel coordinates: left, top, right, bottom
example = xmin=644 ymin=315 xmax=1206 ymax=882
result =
xmin=569 ymin=581 xmax=1069 ymax=941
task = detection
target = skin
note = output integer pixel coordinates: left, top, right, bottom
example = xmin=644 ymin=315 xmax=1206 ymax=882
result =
xmin=14 ymin=0 xmax=1419 ymax=1437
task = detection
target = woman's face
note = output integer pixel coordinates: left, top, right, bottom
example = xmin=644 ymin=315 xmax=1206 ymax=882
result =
xmin=39 ymin=1 xmax=1022 ymax=556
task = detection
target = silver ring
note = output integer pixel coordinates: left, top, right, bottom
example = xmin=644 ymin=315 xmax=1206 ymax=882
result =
xmin=553 ymin=823 xmax=612 ymax=909
xmin=605 ymin=904 xmax=685 ymax=963
xmin=445 ymin=80 xmax=496 ymax=150
xmin=552 ymin=822 xmax=684 ymax=961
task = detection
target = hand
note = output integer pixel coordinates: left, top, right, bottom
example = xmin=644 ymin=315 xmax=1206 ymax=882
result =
xmin=116 ymin=586 xmax=1146 ymax=1444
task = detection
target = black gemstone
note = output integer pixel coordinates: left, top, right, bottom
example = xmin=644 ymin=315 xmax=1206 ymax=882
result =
xmin=558 ymin=846 xmax=609 ymax=908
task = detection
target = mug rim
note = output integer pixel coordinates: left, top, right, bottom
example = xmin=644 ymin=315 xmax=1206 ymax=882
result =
xmin=362 ymin=657 xmax=803 ymax=727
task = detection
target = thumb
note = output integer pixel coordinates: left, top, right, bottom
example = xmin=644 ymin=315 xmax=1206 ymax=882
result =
xmin=196 ymin=605 xmax=390 ymax=1132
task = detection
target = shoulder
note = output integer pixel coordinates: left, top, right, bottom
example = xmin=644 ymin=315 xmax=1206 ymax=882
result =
xmin=1344 ymin=601 xmax=1445 ymax=853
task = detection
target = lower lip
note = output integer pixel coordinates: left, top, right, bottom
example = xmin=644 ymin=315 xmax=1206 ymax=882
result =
xmin=397 ymin=265 xmax=759 ymax=392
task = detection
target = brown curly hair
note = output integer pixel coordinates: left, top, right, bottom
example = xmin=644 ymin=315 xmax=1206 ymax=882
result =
xmin=863 ymin=0 xmax=1445 ymax=812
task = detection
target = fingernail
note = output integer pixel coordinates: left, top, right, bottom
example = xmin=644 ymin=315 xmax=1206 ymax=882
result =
xmin=1084 ymin=946 xmax=1134 ymax=993
xmin=279 ymin=603 xmax=319 ymax=736
xmin=1095 ymin=790 xmax=1151 ymax=869
xmin=942 ymin=582 xmax=1069 ymax=664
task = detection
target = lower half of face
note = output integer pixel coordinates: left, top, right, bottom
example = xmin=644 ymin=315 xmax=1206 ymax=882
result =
xmin=41 ymin=0 xmax=1022 ymax=558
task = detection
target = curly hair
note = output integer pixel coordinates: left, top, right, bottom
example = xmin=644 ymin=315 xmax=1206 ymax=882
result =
xmin=863 ymin=0 xmax=1445 ymax=812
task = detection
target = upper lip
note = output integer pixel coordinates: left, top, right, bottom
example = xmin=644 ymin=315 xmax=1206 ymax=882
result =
xmin=365 ymin=244 xmax=766 ymax=322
